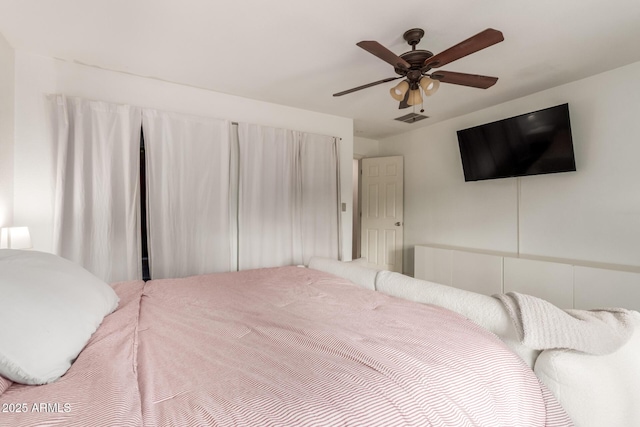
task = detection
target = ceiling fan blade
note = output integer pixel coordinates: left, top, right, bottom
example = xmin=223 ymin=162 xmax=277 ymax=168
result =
xmin=333 ymin=76 xmax=403 ymax=97
xmin=357 ymin=41 xmax=411 ymax=70
xmin=399 ymin=90 xmax=410 ymax=109
xmin=430 ymin=70 xmax=498 ymax=89
xmin=423 ymin=28 xmax=504 ymax=69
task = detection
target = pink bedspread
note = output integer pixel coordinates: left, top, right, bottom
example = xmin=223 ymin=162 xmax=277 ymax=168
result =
xmin=0 ymin=280 xmax=144 ymax=426
xmin=1 ymin=266 xmax=572 ymax=426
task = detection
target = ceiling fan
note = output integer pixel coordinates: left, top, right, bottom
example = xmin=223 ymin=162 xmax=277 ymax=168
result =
xmin=333 ymin=28 xmax=504 ymax=109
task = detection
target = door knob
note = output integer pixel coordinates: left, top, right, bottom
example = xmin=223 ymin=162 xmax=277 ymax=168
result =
xmin=395 ymin=222 xmax=402 ymax=226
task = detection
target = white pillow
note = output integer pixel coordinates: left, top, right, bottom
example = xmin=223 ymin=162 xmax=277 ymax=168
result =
xmin=308 ymin=257 xmax=379 ymax=290
xmin=0 ymin=250 xmax=119 ymax=384
xmin=534 ymin=311 xmax=640 ymax=427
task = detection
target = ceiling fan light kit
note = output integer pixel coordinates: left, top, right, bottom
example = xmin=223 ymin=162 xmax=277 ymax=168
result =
xmin=334 ymin=27 xmax=504 ymax=112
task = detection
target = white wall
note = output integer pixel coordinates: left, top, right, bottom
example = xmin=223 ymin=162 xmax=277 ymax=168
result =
xmin=13 ymin=51 xmax=354 ymax=259
xmin=0 ymin=32 xmax=13 ymax=227
xmin=354 ymin=136 xmax=379 ymax=158
xmin=380 ymin=61 xmax=640 ymax=275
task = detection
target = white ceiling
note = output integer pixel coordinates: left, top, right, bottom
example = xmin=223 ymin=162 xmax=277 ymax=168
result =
xmin=1 ymin=0 xmax=639 ymax=140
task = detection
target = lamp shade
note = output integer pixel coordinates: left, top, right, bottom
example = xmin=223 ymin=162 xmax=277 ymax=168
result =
xmin=407 ymin=89 xmax=423 ymax=106
xmin=389 ymin=80 xmax=409 ymax=101
xmin=419 ymin=77 xmax=440 ymax=96
xmin=0 ymin=227 xmax=32 ymax=249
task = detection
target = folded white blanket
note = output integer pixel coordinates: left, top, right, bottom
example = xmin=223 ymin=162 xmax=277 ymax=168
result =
xmin=495 ymin=292 xmax=635 ymax=355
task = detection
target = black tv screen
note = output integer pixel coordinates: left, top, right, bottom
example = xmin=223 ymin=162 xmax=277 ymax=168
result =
xmin=456 ymin=103 xmax=576 ymax=181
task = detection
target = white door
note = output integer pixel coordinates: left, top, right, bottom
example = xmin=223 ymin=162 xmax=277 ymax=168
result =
xmin=360 ymin=156 xmax=404 ymax=272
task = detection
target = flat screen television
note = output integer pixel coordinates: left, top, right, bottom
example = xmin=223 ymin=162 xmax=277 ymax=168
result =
xmin=456 ymin=103 xmax=576 ymax=182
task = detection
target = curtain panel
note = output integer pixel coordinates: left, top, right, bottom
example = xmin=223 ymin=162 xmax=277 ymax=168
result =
xmin=142 ymin=110 xmax=232 ymax=279
xmin=237 ymin=123 xmax=340 ymax=270
xmin=299 ymin=132 xmax=341 ymax=262
xmin=49 ymin=95 xmax=142 ymax=282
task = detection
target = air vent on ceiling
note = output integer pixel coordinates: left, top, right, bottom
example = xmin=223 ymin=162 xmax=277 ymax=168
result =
xmin=394 ymin=112 xmax=429 ymax=123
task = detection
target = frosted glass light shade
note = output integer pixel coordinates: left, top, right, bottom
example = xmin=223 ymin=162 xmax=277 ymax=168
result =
xmin=407 ymin=89 xmax=423 ymax=106
xmin=0 ymin=227 xmax=32 ymax=249
xmin=419 ymin=77 xmax=440 ymax=96
xmin=389 ymin=80 xmax=409 ymax=101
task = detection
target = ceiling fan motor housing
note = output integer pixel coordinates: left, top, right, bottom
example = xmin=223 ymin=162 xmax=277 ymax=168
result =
xmin=394 ymin=51 xmax=434 ymax=76
xmin=395 ymin=29 xmax=433 ymax=81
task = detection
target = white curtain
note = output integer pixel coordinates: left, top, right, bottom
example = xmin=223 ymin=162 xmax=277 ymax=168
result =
xmin=300 ymin=133 xmax=341 ymax=261
xmin=237 ymin=123 xmax=340 ymax=270
xmin=49 ymin=95 xmax=142 ymax=283
xmin=142 ymin=110 xmax=232 ymax=279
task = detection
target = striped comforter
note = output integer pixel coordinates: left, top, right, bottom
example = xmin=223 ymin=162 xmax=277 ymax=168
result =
xmin=0 ymin=266 xmax=572 ymax=426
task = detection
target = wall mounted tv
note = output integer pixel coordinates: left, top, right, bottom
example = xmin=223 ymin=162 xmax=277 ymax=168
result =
xmin=456 ymin=103 xmax=576 ymax=182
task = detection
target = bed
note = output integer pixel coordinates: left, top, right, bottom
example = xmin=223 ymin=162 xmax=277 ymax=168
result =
xmin=1 ymin=250 xmax=576 ymax=426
